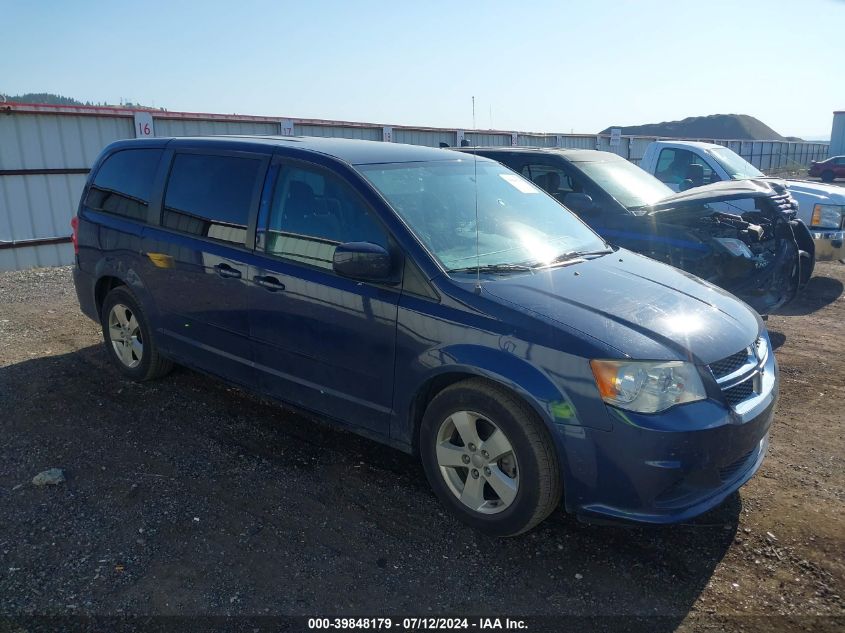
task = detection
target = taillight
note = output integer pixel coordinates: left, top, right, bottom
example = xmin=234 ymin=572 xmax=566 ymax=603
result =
xmin=70 ymin=216 xmax=79 ymax=254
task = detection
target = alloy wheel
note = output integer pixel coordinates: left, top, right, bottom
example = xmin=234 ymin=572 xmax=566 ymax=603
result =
xmin=107 ymin=303 xmax=143 ymax=368
xmin=435 ymin=410 xmax=519 ymax=514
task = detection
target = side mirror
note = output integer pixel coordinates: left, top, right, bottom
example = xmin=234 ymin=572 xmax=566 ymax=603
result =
xmin=563 ymin=192 xmax=595 ymax=214
xmin=679 ymin=178 xmax=694 ymax=192
xmin=333 ymin=242 xmax=392 ymax=281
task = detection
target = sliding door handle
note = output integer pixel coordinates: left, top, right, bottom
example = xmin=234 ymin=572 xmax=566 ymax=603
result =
xmin=213 ymin=263 xmax=242 ymax=279
xmin=254 ymin=275 xmax=285 ymax=291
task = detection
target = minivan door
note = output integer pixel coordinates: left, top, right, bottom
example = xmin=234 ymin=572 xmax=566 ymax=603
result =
xmin=141 ymin=148 xmax=269 ymax=386
xmin=246 ymin=159 xmax=400 ymax=433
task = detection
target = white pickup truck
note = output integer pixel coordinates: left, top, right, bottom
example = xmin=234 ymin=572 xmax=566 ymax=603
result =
xmin=640 ymin=140 xmax=845 ymax=261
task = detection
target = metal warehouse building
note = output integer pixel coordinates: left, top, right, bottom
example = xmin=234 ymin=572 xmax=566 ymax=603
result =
xmin=0 ymin=101 xmax=831 ymax=271
xmin=830 ymin=111 xmax=845 ymax=157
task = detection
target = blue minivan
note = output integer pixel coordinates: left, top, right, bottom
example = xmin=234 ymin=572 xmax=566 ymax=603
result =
xmin=72 ymin=136 xmax=778 ymax=536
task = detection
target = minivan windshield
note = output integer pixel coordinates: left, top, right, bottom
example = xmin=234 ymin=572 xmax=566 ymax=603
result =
xmin=357 ymin=159 xmax=607 ymax=272
xmin=708 ymin=147 xmax=764 ymax=179
xmin=574 ymin=158 xmax=673 ymax=212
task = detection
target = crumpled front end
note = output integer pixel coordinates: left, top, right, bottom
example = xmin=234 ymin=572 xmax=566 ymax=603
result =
xmin=648 ymin=183 xmax=813 ymax=314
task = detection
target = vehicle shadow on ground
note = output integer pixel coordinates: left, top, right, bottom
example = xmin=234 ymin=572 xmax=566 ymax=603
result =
xmin=767 ymin=330 xmax=787 ymax=350
xmin=1 ymin=347 xmax=739 ymax=628
xmin=774 ymin=275 xmax=843 ymax=317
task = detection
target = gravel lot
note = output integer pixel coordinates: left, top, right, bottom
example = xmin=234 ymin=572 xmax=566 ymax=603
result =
xmin=0 ymin=263 xmax=843 ymax=631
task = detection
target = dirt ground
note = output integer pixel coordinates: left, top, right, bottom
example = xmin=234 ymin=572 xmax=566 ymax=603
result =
xmin=0 ymin=263 xmax=843 ymax=632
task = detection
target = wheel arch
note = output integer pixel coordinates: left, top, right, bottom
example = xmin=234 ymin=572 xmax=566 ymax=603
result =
xmin=401 ymin=345 xmax=574 ymax=457
xmin=94 ymin=275 xmax=127 ymax=316
xmin=91 ymin=259 xmax=159 ymax=325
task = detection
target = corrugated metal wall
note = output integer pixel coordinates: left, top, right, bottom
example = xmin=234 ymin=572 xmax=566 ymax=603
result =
xmin=154 ymin=119 xmax=278 ymax=137
xmin=0 ymin=113 xmax=133 ymax=168
xmin=394 ymin=128 xmax=456 ymax=147
xmin=517 ymin=135 xmax=558 ymax=147
xmin=560 ymin=135 xmax=601 ymax=150
xmin=0 ymin=103 xmax=832 ymax=271
xmin=465 ymin=132 xmax=512 ymax=146
xmin=0 ymin=113 xmax=135 ymax=270
xmin=294 ymin=124 xmax=381 ymax=141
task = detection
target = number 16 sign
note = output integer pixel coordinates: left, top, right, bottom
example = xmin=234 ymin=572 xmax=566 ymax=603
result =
xmin=134 ymin=112 xmax=155 ymax=138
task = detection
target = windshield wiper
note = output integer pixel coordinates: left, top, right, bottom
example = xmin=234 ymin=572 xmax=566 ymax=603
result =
xmin=447 ymin=263 xmax=534 ymax=274
xmin=541 ymin=248 xmax=613 ymax=266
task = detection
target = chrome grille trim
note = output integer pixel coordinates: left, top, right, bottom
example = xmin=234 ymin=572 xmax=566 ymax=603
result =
xmin=709 ymin=337 xmax=770 ymax=410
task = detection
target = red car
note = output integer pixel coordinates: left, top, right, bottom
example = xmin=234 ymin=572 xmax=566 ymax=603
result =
xmin=809 ymin=156 xmax=845 ymax=182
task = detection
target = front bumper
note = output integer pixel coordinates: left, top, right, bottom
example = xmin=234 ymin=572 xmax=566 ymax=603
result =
xmin=560 ymin=345 xmax=778 ymax=524
xmin=811 ymin=229 xmax=845 ymax=262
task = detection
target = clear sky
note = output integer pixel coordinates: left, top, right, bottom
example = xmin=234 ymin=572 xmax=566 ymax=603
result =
xmin=2 ymin=0 xmax=843 ymax=139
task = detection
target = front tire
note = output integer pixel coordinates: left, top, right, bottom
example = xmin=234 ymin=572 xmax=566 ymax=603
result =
xmin=101 ymin=286 xmax=172 ymax=381
xmin=419 ymin=378 xmax=562 ymax=537
xmin=821 ymin=170 xmax=835 ymax=183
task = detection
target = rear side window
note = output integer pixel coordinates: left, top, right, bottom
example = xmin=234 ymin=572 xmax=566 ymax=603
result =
xmin=162 ymin=153 xmax=263 ymax=245
xmin=86 ymin=149 xmax=163 ymax=221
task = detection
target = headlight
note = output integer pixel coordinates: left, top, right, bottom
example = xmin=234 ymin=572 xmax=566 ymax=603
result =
xmin=590 ymin=360 xmax=707 ymax=413
xmin=714 ymin=237 xmax=754 ymax=259
xmin=811 ymin=204 xmax=844 ymax=229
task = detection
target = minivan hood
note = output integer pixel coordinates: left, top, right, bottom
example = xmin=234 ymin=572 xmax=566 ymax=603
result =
xmin=482 ymin=251 xmax=761 ymax=365
xmin=648 ymin=179 xmax=783 ymax=213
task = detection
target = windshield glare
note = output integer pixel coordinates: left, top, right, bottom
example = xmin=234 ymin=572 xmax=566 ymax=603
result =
xmin=575 ymin=158 xmax=672 ymax=211
xmin=357 ymin=159 xmax=606 ymax=272
xmin=708 ymin=148 xmax=764 ymax=179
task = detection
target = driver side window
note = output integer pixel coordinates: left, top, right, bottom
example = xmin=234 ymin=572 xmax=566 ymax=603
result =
xmin=521 ymin=162 xmax=608 ymax=216
xmin=265 ymin=164 xmax=389 ymax=270
xmin=655 ymin=148 xmax=719 ymax=187
xmin=521 ymin=163 xmax=578 ymax=205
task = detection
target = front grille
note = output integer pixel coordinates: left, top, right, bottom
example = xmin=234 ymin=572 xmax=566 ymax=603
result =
xmin=769 ymin=191 xmax=798 ymax=213
xmin=708 ymin=337 xmax=767 ymax=409
xmin=709 ymin=349 xmax=749 ymax=380
xmin=723 ymin=378 xmax=755 ymax=407
xmin=765 ymin=182 xmax=799 ymax=214
xmin=719 ymin=447 xmax=757 ymax=482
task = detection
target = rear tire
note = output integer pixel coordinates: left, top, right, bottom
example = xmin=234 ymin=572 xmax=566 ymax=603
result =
xmin=821 ymin=170 xmax=835 ymax=183
xmin=100 ymin=286 xmax=172 ymax=381
xmin=419 ymin=378 xmax=562 ymax=537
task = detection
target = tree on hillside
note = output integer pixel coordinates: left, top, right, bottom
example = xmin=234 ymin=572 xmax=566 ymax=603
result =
xmin=1 ymin=92 xmax=165 ymax=110
xmin=1 ymin=92 xmax=85 ymax=106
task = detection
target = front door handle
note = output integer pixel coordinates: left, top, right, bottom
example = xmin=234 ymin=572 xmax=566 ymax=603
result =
xmin=214 ymin=263 xmax=242 ymax=279
xmin=254 ymin=275 xmax=285 ymax=292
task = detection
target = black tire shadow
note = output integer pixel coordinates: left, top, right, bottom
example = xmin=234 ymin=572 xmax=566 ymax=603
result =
xmin=775 ymin=276 xmax=843 ymax=317
xmin=0 ymin=347 xmax=738 ymax=629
